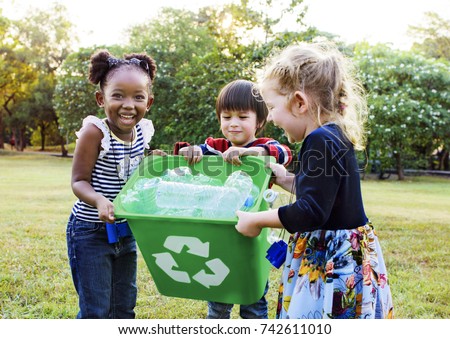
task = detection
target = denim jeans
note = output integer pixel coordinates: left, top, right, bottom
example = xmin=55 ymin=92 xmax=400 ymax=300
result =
xmin=66 ymin=214 xmax=137 ymax=319
xmin=207 ymin=281 xmax=269 ymax=319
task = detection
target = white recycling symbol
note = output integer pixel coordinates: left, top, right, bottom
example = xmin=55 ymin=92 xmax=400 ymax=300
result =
xmin=152 ymin=236 xmax=230 ymax=288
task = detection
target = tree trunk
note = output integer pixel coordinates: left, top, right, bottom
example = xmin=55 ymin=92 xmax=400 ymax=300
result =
xmin=443 ymin=150 xmax=449 ymax=171
xmin=53 ymin=117 xmax=68 ymax=157
xmin=12 ymin=128 xmax=19 ymax=151
xmin=394 ymin=152 xmax=404 ymax=180
xmin=429 ymin=155 xmax=435 ymax=170
xmin=59 ymin=134 xmax=68 ymax=157
xmin=0 ymin=113 xmax=4 ymax=149
xmin=438 ymin=148 xmax=449 ymax=171
xmin=40 ymin=125 xmax=46 ymax=151
xmin=19 ymin=127 xmax=26 ymax=151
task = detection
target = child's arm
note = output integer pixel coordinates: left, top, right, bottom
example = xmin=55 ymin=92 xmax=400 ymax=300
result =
xmin=71 ymin=124 xmax=115 ymax=223
xmin=269 ymin=162 xmax=295 ymax=192
xmin=235 ymin=209 xmax=283 ymax=237
xmin=149 ymin=149 xmax=168 ymax=156
xmin=253 ymin=139 xmax=292 ymax=167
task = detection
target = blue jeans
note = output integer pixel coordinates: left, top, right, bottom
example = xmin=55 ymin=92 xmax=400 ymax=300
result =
xmin=207 ymin=282 xmax=269 ymax=319
xmin=66 ymin=214 xmax=137 ymax=319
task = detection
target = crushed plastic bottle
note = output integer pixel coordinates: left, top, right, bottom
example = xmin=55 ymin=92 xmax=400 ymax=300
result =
xmin=154 ymin=181 xmax=240 ymax=218
xmin=223 ymin=171 xmax=253 ymax=210
xmin=122 ymin=168 xmax=258 ymax=219
xmin=241 ymin=184 xmax=261 ymax=211
xmin=120 ymin=189 xmax=140 ymax=213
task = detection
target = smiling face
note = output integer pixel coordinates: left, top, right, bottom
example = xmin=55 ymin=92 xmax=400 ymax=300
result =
xmin=261 ymin=79 xmax=317 ymax=143
xmin=220 ymin=109 xmax=259 ymax=146
xmin=96 ymin=67 xmax=153 ymax=140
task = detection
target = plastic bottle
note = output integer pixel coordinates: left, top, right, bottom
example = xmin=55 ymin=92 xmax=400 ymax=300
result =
xmin=128 ymin=168 xmax=258 ymax=219
xmin=161 ymin=167 xmax=193 ymax=183
xmin=224 ymin=171 xmax=254 ymax=210
xmin=191 ymin=173 xmax=223 ymax=186
xmin=241 ymin=184 xmax=261 ymax=211
xmin=120 ymin=189 xmax=141 ymax=213
xmin=154 ymin=181 xmax=238 ymax=217
xmin=136 ymin=177 xmax=161 ymax=214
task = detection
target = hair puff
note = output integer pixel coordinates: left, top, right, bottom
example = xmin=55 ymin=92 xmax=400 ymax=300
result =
xmin=88 ymin=49 xmax=113 ymax=85
xmin=124 ymin=53 xmax=157 ymax=81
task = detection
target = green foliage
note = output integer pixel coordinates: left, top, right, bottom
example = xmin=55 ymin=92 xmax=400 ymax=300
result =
xmin=171 ymin=51 xmax=248 ymax=145
xmin=408 ymin=12 xmax=450 ymax=60
xmin=6 ymin=2 xmax=448 ymax=172
xmin=0 ymin=3 xmax=75 ymax=151
xmin=14 ymin=3 xmax=75 ymax=72
xmin=127 ymin=3 xmax=310 ymax=150
xmin=128 ymin=7 xmax=218 ymax=150
xmin=53 ymin=48 xmax=102 ymax=142
xmin=354 ymin=43 xmax=450 ymax=175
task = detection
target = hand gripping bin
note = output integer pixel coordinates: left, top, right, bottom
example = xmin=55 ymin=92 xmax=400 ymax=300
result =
xmin=113 ymin=155 xmax=273 ymax=305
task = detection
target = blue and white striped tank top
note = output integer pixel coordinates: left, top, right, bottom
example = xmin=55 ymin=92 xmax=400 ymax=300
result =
xmin=71 ymin=116 xmax=154 ymax=223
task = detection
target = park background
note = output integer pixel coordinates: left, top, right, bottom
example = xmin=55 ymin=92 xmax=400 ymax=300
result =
xmin=0 ymin=0 xmax=449 ymax=319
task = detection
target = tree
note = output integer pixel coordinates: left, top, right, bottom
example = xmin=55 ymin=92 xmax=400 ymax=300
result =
xmin=354 ymin=43 xmax=450 ymax=179
xmin=409 ymin=12 xmax=450 ymax=60
xmin=170 ymin=50 xmax=255 ymax=145
xmin=0 ymin=11 xmax=38 ymax=149
xmin=126 ymin=2 xmax=310 ymax=150
xmin=408 ymin=12 xmax=450 ymax=169
xmin=128 ymin=7 xmax=219 ymax=149
xmin=54 ymin=48 xmax=103 ymax=147
xmin=8 ymin=3 xmax=75 ymax=154
xmin=21 ymin=74 xmax=57 ymax=150
xmin=0 ymin=47 xmax=36 ymax=150
xmin=14 ymin=3 xmax=74 ymax=73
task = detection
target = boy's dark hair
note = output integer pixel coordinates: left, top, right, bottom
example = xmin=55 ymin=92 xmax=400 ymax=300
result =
xmin=88 ymin=49 xmax=157 ymax=93
xmin=215 ymin=79 xmax=268 ymax=135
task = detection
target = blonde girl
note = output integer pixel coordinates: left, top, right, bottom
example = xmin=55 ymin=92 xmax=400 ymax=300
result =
xmin=235 ymin=42 xmax=394 ymax=319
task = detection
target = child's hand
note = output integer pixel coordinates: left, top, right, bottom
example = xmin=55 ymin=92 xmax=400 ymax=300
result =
xmin=150 ymin=149 xmax=167 ymax=156
xmin=235 ymin=210 xmax=262 ymax=237
xmin=96 ymin=196 xmax=115 ymax=223
xmin=178 ymin=146 xmax=203 ymax=165
xmin=222 ymin=146 xmax=267 ymax=166
xmin=268 ymin=162 xmax=294 ymax=189
xmin=222 ymin=147 xmax=244 ymax=166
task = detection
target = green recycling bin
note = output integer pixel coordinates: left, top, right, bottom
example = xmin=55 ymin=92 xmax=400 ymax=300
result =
xmin=113 ymin=155 xmax=273 ymax=305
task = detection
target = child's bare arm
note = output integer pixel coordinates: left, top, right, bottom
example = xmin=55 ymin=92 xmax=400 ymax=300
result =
xmin=71 ymin=124 xmax=115 ymax=223
xmin=269 ymin=162 xmax=295 ymax=192
xmin=235 ymin=209 xmax=283 ymax=237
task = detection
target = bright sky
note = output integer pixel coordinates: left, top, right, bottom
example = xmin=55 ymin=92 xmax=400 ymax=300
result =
xmin=1 ymin=0 xmax=449 ymax=50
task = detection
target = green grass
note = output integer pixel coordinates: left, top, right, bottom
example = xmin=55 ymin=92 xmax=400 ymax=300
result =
xmin=0 ymin=150 xmax=449 ymax=318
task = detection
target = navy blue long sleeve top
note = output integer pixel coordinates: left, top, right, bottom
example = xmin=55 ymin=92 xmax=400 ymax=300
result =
xmin=278 ymin=124 xmax=368 ymax=233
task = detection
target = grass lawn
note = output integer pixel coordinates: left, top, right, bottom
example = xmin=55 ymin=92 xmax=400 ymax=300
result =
xmin=0 ymin=150 xmax=449 ymax=319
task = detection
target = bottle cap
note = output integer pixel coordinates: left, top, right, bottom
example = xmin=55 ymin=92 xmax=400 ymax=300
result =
xmin=244 ymin=196 xmax=254 ymax=207
xmin=263 ymin=189 xmax=278 ymax=204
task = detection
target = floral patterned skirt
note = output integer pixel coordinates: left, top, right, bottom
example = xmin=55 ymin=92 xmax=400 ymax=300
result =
xmin=276 ymin=223 xmax=394 ymax=319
